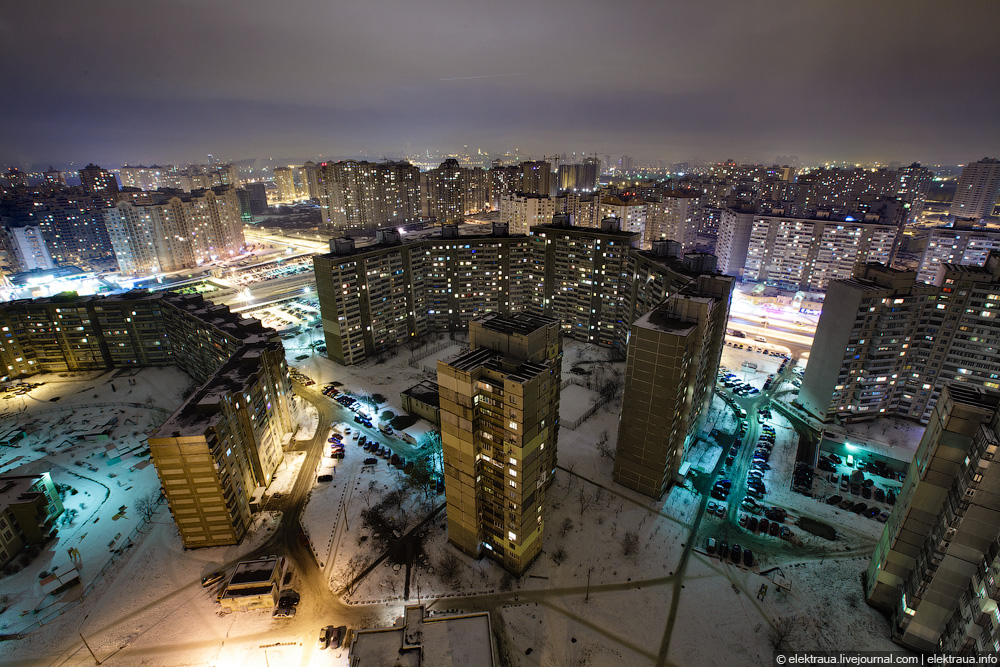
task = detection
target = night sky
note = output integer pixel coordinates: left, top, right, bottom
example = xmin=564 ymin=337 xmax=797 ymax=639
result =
xmin=2 ymin=0 xmax=998 ymax=168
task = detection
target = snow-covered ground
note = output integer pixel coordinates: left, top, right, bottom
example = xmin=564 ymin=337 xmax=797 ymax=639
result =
xmin=0 ymin=335 xmax=909 ymax=666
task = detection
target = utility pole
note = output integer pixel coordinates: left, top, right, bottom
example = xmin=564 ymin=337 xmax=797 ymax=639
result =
xmin=585 ymin=567 xmax=593 ymax=602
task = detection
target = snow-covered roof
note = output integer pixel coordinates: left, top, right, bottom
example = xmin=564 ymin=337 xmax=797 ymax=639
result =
xmin=350 ymin=605 xmax=494 ymax=667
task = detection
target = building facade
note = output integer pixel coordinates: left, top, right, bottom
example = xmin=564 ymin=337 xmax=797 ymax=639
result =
xmin=613 ymin=273 xmax=733 ymax=497
xmin=801 ymin=255 xmax=1000 ymax=425
xmin=499 ymin=193 xmax=555 ymax=236
xmin=865 ymin=385 xmax=1000 ymax=652
xmin=950 ymin=158 xmax=1000 ymax=222
xmin=316 ymin=160 xmax=420 ymax=233
xmin=917 ymin=224 xmax=1000 ymax=285
xmin=743 ymin=212 xmax=899 ymax=291
xmin=103 ymin=185 xmax=245 ymax=274
xmin=0 ymin=473 xmax=64 ymax=568
xmin=314 ymin=218 xmax=727 ymax=365
xmin=437 ymin=313 xmax=561 ymax=574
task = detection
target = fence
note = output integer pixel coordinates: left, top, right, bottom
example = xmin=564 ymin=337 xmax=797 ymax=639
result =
xmin=562 ymin=393 xmax=611 ymax=430
xmin=6 ymin=497 xmax=165 ymax=638
xmin=407 ymin=339 xmax=457 ymax=369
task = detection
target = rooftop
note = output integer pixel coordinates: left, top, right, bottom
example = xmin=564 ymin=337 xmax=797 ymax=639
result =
xmin=350 ymin=605 xmax=494 ymax=667
xmin=152 ymin=342 xmax=282 ymax=437
xmin=228 ymin=556 xmax=281 ymax=586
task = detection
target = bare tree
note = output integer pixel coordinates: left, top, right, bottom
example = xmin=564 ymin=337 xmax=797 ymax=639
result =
xmin=135 ymin=490 xmax=161 ymax=523
xmin=339 ymin=553 xmax=367 ymax=595
xmin=559 ymin=517 xmax=575 ymax=538
xmin=438 ymin=552 xmax=462 ymax=584
xmin=550 ymin=547 xmax=567 ymax=565
xmin=621 ymin=531 xmax=639 ymax=557
xmin=767 ymin=615 xmax=801 ymax=651
xmin=577 ymin=488 xmax=594 ymax=516
xmin=596 ymin=430 xmax=614 ymax=458
xmin=360 ymin=480 xmax=379 ymax=507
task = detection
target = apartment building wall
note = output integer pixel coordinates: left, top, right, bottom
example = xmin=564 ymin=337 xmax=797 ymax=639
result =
xmin=866 ymin=385 xmax=1000 ymax=652
xmin=613 ymin=275 xmax=732 ymax=498
xmin=803 ymin=255 xmax=1000 ymax=425
xmin=437 ymin=313 xmax=560 ymax=574
xmin=149 ymin=342 xmax=291 ymax=548
xmin=917 ymin=227 xmax=1000 ymax=285
xmin=744 ymin=215 xmax=898 ymax=291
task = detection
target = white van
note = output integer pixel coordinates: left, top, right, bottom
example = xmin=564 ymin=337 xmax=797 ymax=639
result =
xmin=755 ymin=336 xmax=767 ymax=343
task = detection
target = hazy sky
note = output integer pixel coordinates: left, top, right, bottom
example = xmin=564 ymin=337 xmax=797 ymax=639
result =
xmin=2 ymin=0 xmax=998 ymax=168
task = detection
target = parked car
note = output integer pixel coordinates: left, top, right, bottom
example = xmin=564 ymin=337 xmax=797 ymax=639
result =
xmin=706 ymin=537 xmax=717 ymax=554
xmin=707 ymin=501 xmax=717 ymax=515
xmin=330 ymin=625 xmax=347 ymax=649
xmin=779 ymin=526 xmax=793 ymax=540
xmin=364 ymin=457 xmax=378 ymax=465
xmin=826 ymin=494 xmax=843 ymax=505
xmin=758 ymin=518 xmax=769 ymax=535
xmin=743 ymin=549 xmax=753 ymax=567
xmin=731 ymin=544 xmax=742 ymax=564
xmin=764 ymin=507 xmax=786 ymax=522
xmin=877 ymin=511 xmax=890 ymax=523
xmin=851 ymin=502 xmax=868 ymax=514
xmin=714 ymin=504 xmax=726 ymax=517
xmin=317 ymin=474 xmax=333 ymax=482
xmin=318 ymin=625 xmax=333 ymax=650
xmin=747 ymin=517 xmax=758 ymax=532
xmin=274 ymin=605 xmax=296 ymax=618
xmin=864 ymin=507 xmax=880 ymax=519
xmin=279 ymin=590 xmax=300 ymax=607
xmin=837 ymin=499 xmax=854 ymax=510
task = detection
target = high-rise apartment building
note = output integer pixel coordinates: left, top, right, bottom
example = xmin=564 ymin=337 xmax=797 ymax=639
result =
xmin=300 ymin=161 xmax=320 ymax=200
xmin=599 ymin=196 xmax=647 ymax=244
xmin=499 ymin=193 xmax=555 ymax=235
xmin=120 ymin=165 xmax=173 ymax=191
xmin=437 ymin=313 xmax=561 ymax=574
xmin=950 ymin=158 xmax=1000 ymax=222
xmin=519 ymin=161 xmax=552 ymax=196
xmin=317 ymin=160 xmax=420 ymax=233
xmin=917 ymin=223 xmax=1000 ymax=285
xmin=644 ymin=189 xmax=702 ymax=251
xmin=425 ymin=159 xmax=487 ymax=223
xmin=104 ymin=185 xmax=245 ymax=274
xmin=78 ymin=164 xmax=120 ymax=199
xmin=313 ymin=225 xmax=532 ymax=365
xmin=0 ymin=190 xmax=114 ymax=269
xmin=531 ymin=216 xmax=638 ymax=346
xmin=613 ymin=274 xmax=733 ymax=497
xmin=0 ymin=289 xmax=293 ymax=549
xmin=149 ymin=341 xmax=292 ymax=548
xmin=555 ymin=192 xmax=601 ymax=228
xmin=556 ymin=160 xmax=600 ymax=193
xmin=489 ymin=163 xmax=521 ymax=210
xmin=272 ymin=167 xmax=298 ymax=202
xmin=715 ymin=205 xmax=757 ymax=278
xmin=743 ymin=212 xmax=899 ymax=291
xmin=800 ymin=255 xmax=1000 ymax=425
xmin=865 ymin=385 xmax=1000 ymax=652
xmin=313 ymin=217 xmax=727 ymax=365
xmin=1 ymin=224 xmax=55 ymax=271
xmin=245 ymin=182 xmax=268 ymax=214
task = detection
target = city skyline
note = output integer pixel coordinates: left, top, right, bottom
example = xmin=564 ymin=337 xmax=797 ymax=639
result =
xmin=3 ymin=1 xmax=999 ymax=168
